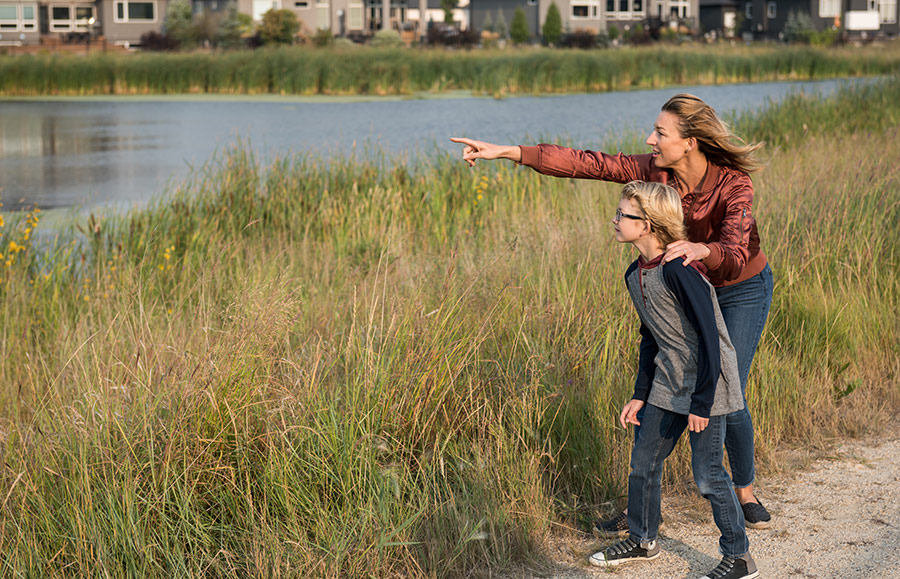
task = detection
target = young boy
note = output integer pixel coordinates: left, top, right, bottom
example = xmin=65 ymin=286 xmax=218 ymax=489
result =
xmin=589 ymin=181 xmax=759 ymax=579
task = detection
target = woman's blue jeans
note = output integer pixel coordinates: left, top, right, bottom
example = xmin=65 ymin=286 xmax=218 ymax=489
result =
xmin=626 ymin=404 xmax=749 ymax=558
xmin=715 ymin=264 xmax=774 ymax=488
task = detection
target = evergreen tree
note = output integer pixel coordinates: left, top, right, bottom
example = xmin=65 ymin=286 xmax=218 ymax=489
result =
xmin=542 ymin=2 xmax=562 ymax=45
xmin=215 ymin=1 xmax=253 ymax=48
xmin=481 ymin=10 xmax=494 ymax=32
xmin=510 ymin=6 xmax=529 ymax=44
xmin=165 ymin=0 xmax=196 ymax=47
xmin=495 ymin=9 xmax=508 ymax=38
xmin=441 ymin=0 xmax=458 ymax=24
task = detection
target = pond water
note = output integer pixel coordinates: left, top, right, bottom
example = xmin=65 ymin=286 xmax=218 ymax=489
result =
xmin=0 ymin=78 xmax=869 ymax=212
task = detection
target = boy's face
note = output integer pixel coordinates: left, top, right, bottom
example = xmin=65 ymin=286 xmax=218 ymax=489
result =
xmin=612 ymin=198 xmax=648 ymax=244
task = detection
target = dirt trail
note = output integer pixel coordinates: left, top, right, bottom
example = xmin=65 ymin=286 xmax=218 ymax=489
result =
xmin=534 ymin=421 xmax=900 ymax=579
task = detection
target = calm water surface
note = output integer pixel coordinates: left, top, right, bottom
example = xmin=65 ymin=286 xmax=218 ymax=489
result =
xmin=0 ymin=79 xmax=868 ymax=212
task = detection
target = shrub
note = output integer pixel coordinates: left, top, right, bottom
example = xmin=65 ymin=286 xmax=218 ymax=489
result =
xmin=543 ymin=2 xmax=562 ymax=46
xmin=560 ymin=28 xmax=598 ymax=49
xmin=258 ymin=8 xmax=299 ymax=45
xmin=783 ymin=10 xmax=817 ymax=44
xmin=139 ymin=30 xmax=179 ymax=51
xmin=313 ymin=27 xmax=333 ymax=47
xmin=371 ymin=29 xmax=404 ymax=47
xmin=164 ymin=0 xmax=196 ymax=47
xmin=510 ymin=6 xmax=529 ymax=44
xmin=608 ymin=24 xmax=619 ymax=42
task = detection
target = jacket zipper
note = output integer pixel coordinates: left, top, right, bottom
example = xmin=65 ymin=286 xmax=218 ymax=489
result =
xmin=740 ymin=208 xmax=747 ymax=243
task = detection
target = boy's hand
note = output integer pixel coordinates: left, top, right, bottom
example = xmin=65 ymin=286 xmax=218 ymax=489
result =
xmin=620 ymin=399 xmax=645 ymax=429
xmin=688 ymin=414 xmax=709 ymax=433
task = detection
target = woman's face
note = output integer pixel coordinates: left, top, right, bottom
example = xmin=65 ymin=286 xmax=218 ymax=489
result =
xmin=646 ymin=111 xmax=689 ymax=169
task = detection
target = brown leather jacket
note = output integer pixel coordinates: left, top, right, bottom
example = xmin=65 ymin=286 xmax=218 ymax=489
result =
xmin=519 ymin=144 xmax=767 ymax=288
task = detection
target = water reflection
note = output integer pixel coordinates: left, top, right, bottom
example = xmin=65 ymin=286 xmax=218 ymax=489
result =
xmin=0 ymin=79 xmax=871 ymax=213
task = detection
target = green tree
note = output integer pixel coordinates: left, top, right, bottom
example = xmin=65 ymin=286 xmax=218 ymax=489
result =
xmin=258 ymin=8 xmax=299 ymax=45
xmin=608 ymin=24 xmax=619 ymax=42
xmin=164 ymin=0 xmax=196 ymax=47
xmin=216 ymin=1 xmax=254 ymax=48
xmin=441 ymin=0 xmax=458 ymax=24
xmin=481 ymin=10 xmax=494 ymax=32
xmin=495 ymin=9 xmax=508 ymax=38
xmin=542 ymin=2 xmax=562 ymax=45
xmin=510 ymin=6 xmax=529 ymax=44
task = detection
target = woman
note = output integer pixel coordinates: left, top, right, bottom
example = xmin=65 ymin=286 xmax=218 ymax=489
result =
xmin=451 ymin=94 xmax=774 ymax=531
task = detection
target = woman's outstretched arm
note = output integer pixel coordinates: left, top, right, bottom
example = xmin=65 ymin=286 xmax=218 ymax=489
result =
xmin=450 ymin=137 xmax=522 ymax=166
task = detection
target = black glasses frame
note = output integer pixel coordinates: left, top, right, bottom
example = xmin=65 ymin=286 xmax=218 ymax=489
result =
xmin=614 ymin=208 xmax=646 ymax=222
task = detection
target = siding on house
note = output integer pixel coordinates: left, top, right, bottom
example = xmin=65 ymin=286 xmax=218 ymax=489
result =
xmin=99 ymin=0 xmax=169 ymax=44
xmin=0 ymin=0 xmax=41 ymax=44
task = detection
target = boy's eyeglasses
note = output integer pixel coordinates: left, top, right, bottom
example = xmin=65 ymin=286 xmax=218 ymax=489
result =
xmin=614 ymin=208 xmax=646 ymax=222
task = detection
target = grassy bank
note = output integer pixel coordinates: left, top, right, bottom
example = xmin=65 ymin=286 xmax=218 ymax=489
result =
xmin=1 ymin=78 xmax=899 ymax=577
xmin=1 ymin=43 xmax=899 ymax=96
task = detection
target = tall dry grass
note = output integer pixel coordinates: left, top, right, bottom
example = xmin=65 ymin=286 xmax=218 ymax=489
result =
xmin=0 ymin=79 xmax=898 ymax=577
xmin=1 ymin=43 xmax=899 ymax=96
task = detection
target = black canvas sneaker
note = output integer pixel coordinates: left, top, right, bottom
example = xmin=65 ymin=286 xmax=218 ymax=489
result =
xmin=700 ymin=554 xmax=760 ymax=579
xmin=591 ymin=511 xmax=628 ymax=538
xmin=742 ymin=500 xmax=772 ymax=529
xmin=588 ymin=537 xmax=660 ymax=567
xmin=592 ymin=510 xmax=664 ymax=538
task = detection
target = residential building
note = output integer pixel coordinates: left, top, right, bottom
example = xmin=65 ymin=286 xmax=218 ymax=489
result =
xmin=738 ymin=0 xmax=898 ymax=38
xmin=470 ymin=0 xmax=698 ymax=38
xmin=0 ymin=0 xmax=168 ymax=46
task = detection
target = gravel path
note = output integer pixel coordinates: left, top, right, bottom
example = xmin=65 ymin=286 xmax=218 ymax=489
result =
xmin=533 ymin=421 xmax=900 ymax=579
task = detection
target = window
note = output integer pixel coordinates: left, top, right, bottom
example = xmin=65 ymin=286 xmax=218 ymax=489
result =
xmin=745 ymin=1 xmax=752 ymax=18
xmin=294 ymin=0 xmax=309 ymax=6
xmin=50 ymin=4 xmax=94 ymax=31
xmin=607 ymin=0 xmax=614 ymax=11
xmin=633 ymin=0 xmax=642 ymax=11
xmin=21 ymin=4 xmax=36 ymax=29
xmin=114 ymin=0 xmax=156 ymax=21
xmin=669 ymin=0 xmax=689 ymax=18
xmin=766 ymin=1 xmax=775 ymax=17
xmin=818 ymin=0 xmax=839 ymax=17
xmin=348 ymin=0 xmax=362 ymax=28
xmin=315 ymin=0 xmax=328 ymax=28
xmin=880 ymin=0 xmax=897 ymax=22
xmin=619 ymin=0 xmax=627 ymax=11
xmin=867 ymin=0 xmax=876 ymax=10
xmin=0 ymin=3 xmax=17 ymax=29
xmin=573 ymin=0 xmax=599 ymax=17
xmin=52 ymin=5 xmax=70 ymax=19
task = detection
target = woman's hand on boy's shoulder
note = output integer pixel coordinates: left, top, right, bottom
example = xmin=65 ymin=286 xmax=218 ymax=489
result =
xmin=664 ymin=240 xmax=710 ymax=266
xmin=620 ymin=399 xmax=645 ymax=429
xmin=688 ymin=413 xmax=709 ymax=433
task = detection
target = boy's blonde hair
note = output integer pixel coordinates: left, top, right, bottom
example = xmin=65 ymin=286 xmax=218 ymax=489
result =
xmin=621 ymin=181 xmax=686 ymax=248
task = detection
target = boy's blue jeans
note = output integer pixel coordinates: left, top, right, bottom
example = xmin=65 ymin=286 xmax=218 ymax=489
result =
xmin=627 ymin=403 xmax=750 ymax=558
xmin=715 ymin=264 xmax=774 ymax=488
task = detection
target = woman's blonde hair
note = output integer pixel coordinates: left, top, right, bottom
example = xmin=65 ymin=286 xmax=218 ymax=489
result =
xmin=662 ymin=93 xmax=764 ymax=174
xmin=621 ymin=181 xmax=686 ymax=248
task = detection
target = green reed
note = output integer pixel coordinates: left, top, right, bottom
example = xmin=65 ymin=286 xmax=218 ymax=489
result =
xmin=2 ymin=44 xmax=900 ymax=96
xmin=0 ymin=78 xmax=898 ymax=577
